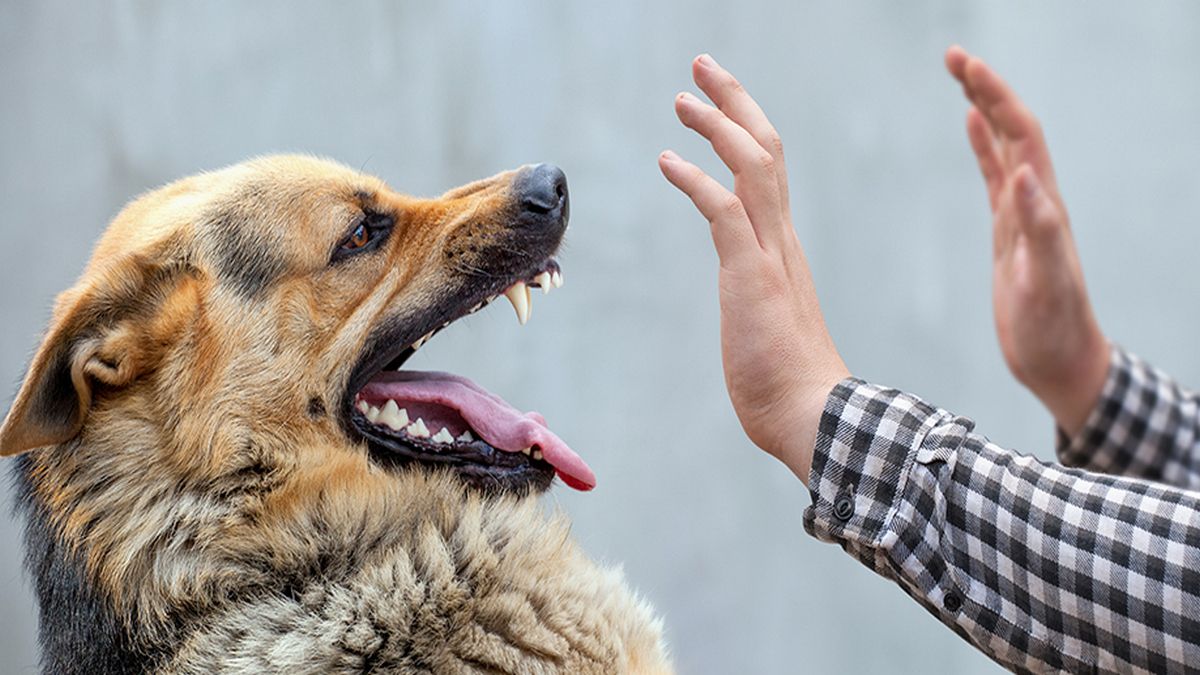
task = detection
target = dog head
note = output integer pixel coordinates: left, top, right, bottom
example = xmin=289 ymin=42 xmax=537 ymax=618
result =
xmin=0 ymin=156 xmax=594 ymax=499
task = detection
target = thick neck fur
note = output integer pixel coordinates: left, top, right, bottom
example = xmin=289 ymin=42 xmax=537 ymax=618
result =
xmin=14 ymin=428 xmax=671 ymax=674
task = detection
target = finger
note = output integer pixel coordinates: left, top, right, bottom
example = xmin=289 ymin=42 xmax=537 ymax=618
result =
xmin=962 ymin=57 xmax=1059 ymax=194
xmin=691 ymin=54 xmax=790 ymax=213
xmin=963 ymin=57 xmax=1039 ymax=141
xmin=966 ymin=107 xmax=1005 ymax=210
xmin=993 ymin=181 xmax=1020 ymax=262
xmin=659 ymin=150 xmax=761 ymax=265
xmin=944 ymin=45 xmax=970 ymax=85
xmin=946 ymin=45 xmax=988 ymax=112
xmin=674 ymin=92 xmax=785 ymax=249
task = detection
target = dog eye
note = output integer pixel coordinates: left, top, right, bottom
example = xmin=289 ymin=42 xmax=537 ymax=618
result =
xmin=332 ymin=212 xmax=394 ymax=263
xmin=344 ymin=223 xmax=371 ymax=251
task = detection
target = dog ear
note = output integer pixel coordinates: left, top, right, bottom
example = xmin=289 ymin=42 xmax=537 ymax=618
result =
xmin=0 ymin=268 xmax=160 ymax=456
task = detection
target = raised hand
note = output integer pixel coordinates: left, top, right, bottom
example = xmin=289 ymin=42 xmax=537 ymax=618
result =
xmin=659 ymin=54 xmax=849 ymax=483
xmin=945 ymin=46 xmax=1110 ymax=436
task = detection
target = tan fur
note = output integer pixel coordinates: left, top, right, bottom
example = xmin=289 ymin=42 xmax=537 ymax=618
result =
xmin=2 ymin=156 xmax=672 ymax=673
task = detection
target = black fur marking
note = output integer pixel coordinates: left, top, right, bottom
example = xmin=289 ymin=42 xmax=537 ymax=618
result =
xmin=207 ymin=207 xmax=285 ymax=299
xmin=306 ymin=397 xmax=326 ymax=419
xmin=11 ymin=455 xmax=167 ymax=674
xmin=28 ymin=345 xmax=81 ymax=439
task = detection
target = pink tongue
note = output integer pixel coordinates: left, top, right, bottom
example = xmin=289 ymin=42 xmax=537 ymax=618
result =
xmin=359 ymin=371 xmax=596 ymax=491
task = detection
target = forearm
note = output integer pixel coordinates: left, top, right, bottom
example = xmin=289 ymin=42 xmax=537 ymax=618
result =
xmin=806 ymin=379 xmax=1200 ymax=673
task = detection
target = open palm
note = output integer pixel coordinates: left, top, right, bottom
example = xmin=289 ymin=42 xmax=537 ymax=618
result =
xmin=946 ymin=47 xmax=1109 ymax=435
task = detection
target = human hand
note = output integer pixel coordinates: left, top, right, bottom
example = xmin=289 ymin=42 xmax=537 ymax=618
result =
xmin=946 ymin=46 xmax=1109 ymax=436
xmin=659 ymin=54 xmax=849 ymax=484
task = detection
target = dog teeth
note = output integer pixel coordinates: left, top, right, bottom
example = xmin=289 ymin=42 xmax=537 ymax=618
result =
xmin=456 ymin=430 xmax=474 ymax=442
xmin=532 ymin=449 xmax=543 ymax=461
xmin=412 ymin=331 xmax=434 ymax=351
xmin=535 ymin=271 xmax=552 ymax=294
xmin=505 ymin=281 xmax=532 ymax=325
xmin=520 ymin=446 xmax=532 ymax=456
xmin=356 ymin=399 xmax=370 ymax=415
xmin=552 ymin=270 xmax=563 ymax=288
xmin=366 ymin=405 xmax=381 ymax=423
xmin=406 ymin=418 xmax=430 ymax=438
xmin=432 ymin=427 xmax=454 ymax=444
xmin=379 ymin=400 xmax=409 ymax=430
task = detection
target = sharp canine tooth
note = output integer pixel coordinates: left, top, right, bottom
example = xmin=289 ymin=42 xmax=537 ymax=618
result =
xmin=536 ymin=271 xmax=552 ymax=294
xmin=505 ymin=282 xmax=531 ymax=325
xmin=521 ymin=446 xmax=532 ymax=456
xmin=552 ymin=270 xmax=563 ymax=288
xmin=432 ymin=427 xmax=454 ymax=444
xmin=356 ymin=400 xmax=370 ymax=415
xmin=406 ymin=418 xmax=430 ymax=438
xmin=413 ymin=330 xmax=435 ymax=350
xmin=379 ymin=400 xmax=408 ymax=430
xmin=456 ymin=430 xmax=474 ymax=442
xmin=532 ymin=449 xmax=543 ymax=461
xmin=366 ymin=405 xmax=381 ymax=423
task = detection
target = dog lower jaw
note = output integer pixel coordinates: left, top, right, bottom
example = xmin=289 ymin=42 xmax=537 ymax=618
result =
xmin=361 ymin=432 xmax=555 ymax=495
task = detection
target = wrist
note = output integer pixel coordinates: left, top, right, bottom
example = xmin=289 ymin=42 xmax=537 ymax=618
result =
xmin=775 ymin=368 xmax=850 ymax=486
xmin=1037 ymin=333 xmax=1111 ymax=437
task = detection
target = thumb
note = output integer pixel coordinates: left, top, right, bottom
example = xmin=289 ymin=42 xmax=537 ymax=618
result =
xmin=1014 ymin=165 xmax=1062 ymax=238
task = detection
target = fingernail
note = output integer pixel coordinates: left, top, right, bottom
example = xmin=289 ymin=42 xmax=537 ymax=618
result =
xmin=677 ymin=91 xmax=699 ymax=105
xmin=697 ymin=53 xmax=717 ymax=69
xmin=660 ymin=150 xmax=680 ymax=163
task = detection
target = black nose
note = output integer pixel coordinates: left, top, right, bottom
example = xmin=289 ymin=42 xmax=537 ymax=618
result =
xmin=514 ymin=164 xmax=568 ymax=219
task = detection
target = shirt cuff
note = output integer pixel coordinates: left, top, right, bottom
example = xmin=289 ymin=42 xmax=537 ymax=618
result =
xmin=1055 ymin=343 xmax=1179 ymax=476
xmin=803 ymin=378 xmax=950 ymax=549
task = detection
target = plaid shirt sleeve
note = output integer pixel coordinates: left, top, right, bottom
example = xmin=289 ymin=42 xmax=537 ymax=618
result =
xmin=804 ymin=378 xmax=1200 ymax=674
xmin=1057 ymin=344 xmax=1200 ymax=490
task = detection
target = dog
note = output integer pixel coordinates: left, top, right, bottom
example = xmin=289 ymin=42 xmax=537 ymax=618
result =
xmin=0 ymin=156 xmax=672 ymax=674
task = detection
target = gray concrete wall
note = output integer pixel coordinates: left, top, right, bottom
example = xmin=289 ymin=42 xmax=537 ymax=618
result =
xmin=2 ymin=2 xmax=1198 ymax=672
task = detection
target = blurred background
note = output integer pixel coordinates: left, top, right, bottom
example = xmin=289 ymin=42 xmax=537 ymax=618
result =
xmin=2 ymin=2 xmax=1199 ymax=672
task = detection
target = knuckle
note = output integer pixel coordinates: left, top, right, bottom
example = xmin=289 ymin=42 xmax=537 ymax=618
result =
xmin=765 ymin=132 xmax=785 ymax=159
xmin=720 ymin=194 xmax=747 ymax=219
xmin=755 ymin=150 xmax=776 ymax=173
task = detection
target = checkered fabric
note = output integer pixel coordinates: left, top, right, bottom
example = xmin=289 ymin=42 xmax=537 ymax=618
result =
xmin=804 ymin=345 xmax=1200 ymax=674
xmin=1058 ymin=346 xmax=1200 ymax=491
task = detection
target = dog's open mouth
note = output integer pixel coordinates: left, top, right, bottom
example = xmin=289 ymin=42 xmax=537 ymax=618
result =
xmin=344 ymin=260 xmax=595 ymax=494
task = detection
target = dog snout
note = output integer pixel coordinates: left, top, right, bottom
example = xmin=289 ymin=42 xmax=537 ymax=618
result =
xmin=513 ymin=164 xmax=568 ymax=224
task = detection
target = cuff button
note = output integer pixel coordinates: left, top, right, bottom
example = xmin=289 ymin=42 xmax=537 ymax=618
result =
xmin=833 ymin=496 xmax=854 ymax=522
xmin=943 ymin=592 xmax=962 ymax=612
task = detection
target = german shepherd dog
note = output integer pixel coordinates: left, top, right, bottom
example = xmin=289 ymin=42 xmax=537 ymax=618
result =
xmin=1 ymin=157 xmax=672 ymax=674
